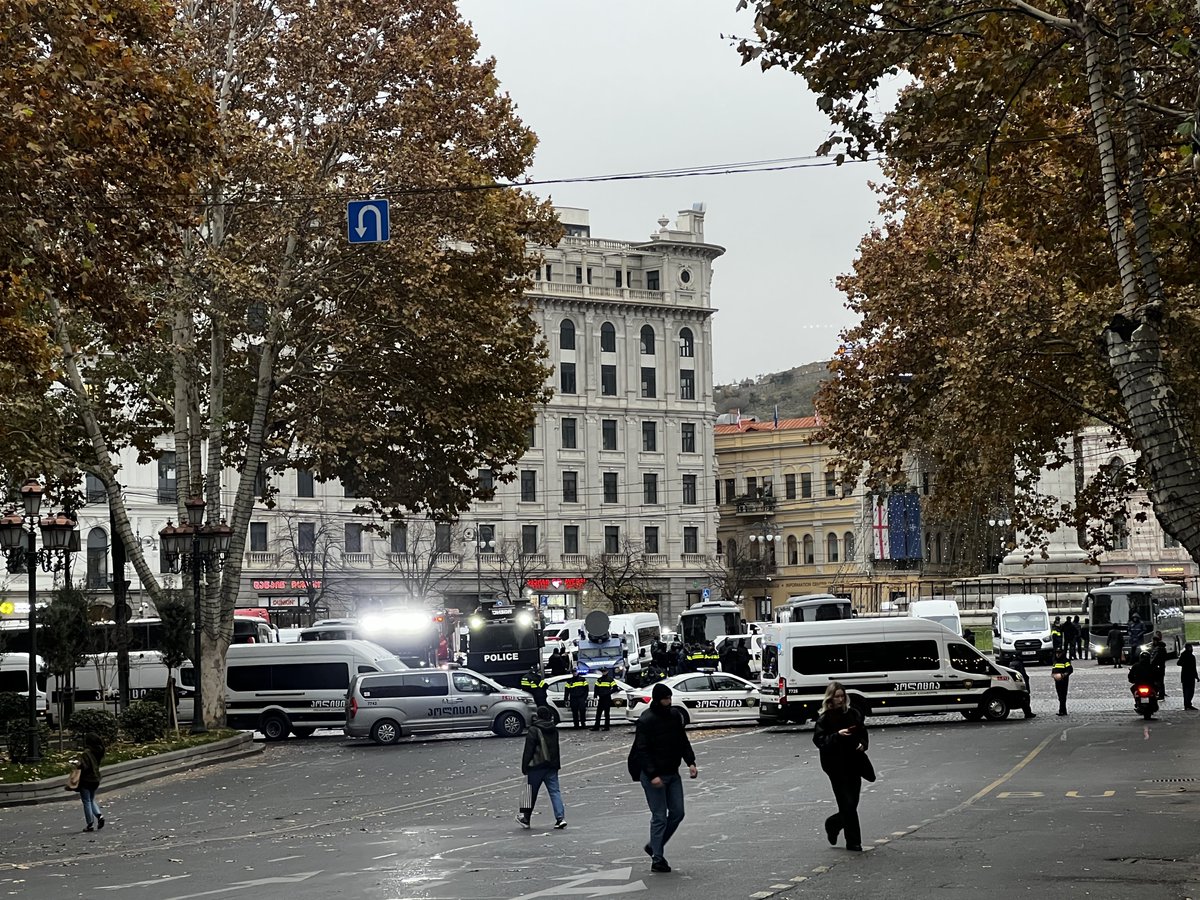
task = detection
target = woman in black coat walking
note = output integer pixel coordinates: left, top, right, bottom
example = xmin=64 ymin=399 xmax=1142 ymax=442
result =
xmin=812 ymin=682 xmax=869 ymax=851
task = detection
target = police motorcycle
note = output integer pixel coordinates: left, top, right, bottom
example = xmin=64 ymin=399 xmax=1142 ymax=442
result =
xmin=1128 ymin=651 xmax=1159 ymax=720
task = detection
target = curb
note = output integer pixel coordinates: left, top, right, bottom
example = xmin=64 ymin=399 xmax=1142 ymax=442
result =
xmin=0 ymin=732 xmax=263 ymax=807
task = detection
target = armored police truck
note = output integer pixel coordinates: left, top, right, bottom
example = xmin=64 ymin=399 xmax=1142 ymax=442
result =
xmin=462 ymin=599 xmax=543 ymax=688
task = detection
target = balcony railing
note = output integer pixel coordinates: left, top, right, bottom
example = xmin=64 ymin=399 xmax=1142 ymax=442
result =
xmin=434 ymin=552 xmax=461 ymax=566
xmin=342 ymin=552 xmax=372 ymax=566
xmin=601 ymin=553 xmax=629 ymax=565
xmin=245 ymin=551 xmax=278 ymax=567
xmin=645 ymin=554 xmax=668 ymax=567
xmin=561 ymin=553 xmax=588 ymax=568
xmin=734 ymin=494 xmax=777 ymax=515
xmin=681 ymin=553 xmax=707 ymax=566
xmin=521 ymin=553 xmax=548 ymax=566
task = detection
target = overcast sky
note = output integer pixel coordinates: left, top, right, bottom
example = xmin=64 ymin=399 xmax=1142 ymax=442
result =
xmin=456 ymin=0 xmax=882 ymax=385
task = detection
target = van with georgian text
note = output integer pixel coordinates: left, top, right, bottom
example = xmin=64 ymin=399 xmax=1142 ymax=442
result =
xmin=345 ymin=667 xmax=534 ymax=744
xmin=759 ymin=617 xmax=1028 ymax=725
xmin=178 ymin=640 xmax=405 ymax=740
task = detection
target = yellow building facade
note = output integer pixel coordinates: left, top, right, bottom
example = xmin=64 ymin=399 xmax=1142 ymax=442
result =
xmin=713 ymin=416 xmax=868 ymax=622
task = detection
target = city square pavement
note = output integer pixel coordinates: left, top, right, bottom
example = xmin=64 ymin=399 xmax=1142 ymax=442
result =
xmin=1 ymin=659 xmax=1199 ymax=900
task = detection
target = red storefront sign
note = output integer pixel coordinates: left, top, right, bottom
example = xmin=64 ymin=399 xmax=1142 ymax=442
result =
xmin=525 ymin=577 xmax=587 ymax=591
xmin=252 ymin=578 xmax=323 ymax=592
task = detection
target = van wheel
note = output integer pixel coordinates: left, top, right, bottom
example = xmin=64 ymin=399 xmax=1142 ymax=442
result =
xmin=260 ymin=712 xmax=290 ymax=741
xmin=962 ymin=709 xmax=984 ymax=722
xmin=982 ymin=692 xmax=1010 ymax=721
xmin=370 ymin=719 xmax=402 ymax=745
xmin=292 ymin=727 xmax=315 ymax=738
xmin=493 ymin=711 xmax=525 ymax=737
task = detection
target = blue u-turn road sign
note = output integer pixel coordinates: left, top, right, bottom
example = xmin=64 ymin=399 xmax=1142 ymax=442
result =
xmin=347 ymin=199 xmax=390 ymax=244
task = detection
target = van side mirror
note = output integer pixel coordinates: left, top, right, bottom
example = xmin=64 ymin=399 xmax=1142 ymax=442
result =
xmin=992 ymin=628 xmax=1000 ymax=637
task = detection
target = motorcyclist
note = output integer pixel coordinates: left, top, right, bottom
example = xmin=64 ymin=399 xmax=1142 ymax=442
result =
xmin=1128 ymin=651 xmax=1157 ymax=693
xmin=1149 ymin=632 xmax=1169 ymax=700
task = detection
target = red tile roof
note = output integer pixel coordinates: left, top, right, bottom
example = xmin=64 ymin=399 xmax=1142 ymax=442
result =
xmin=714 ymin=416 xmax=820 ymax=435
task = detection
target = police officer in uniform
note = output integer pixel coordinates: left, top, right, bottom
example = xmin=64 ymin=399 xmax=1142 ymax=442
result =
xmin=564 ymin=669 xmax=590 ymax=729
xmin=521 ymin=666 xmax=548 ymax=708
xmin=1008 ymin=655 xmax=1036 ymax=718
xmin=1051 ymin=648 xmax=1074 ymax=716
xmin=1051 ymin=617 xmax=1064 ymax=653
xmin=593 ymin=667 xmax=618 ymax=731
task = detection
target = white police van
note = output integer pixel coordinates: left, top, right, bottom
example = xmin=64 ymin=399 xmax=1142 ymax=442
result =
xmin=179 ymin=640 xmax=405 ymax=740
xmin=759 ymin=618 xmax=1028 ymax=725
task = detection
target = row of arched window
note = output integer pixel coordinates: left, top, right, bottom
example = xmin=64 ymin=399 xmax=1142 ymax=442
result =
xmin=560 ymin=320 xmax=695 ymax=357
xmin=720 ymin=532 xmax=856 ymax=566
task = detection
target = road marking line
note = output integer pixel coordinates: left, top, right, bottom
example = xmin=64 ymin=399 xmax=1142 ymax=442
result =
xmin=266 ymin=856 xmax=303 ymax=863
xmin=770 ymin=884 xmax=792 ymax=889
xmin=790 ymin=875 xmax=808 ymax=882
xmin=958 ymin=730 xmax=1059 ymax=809
xmin=372 ymin=852 xmax=398 ymax=860
xmin=750 ymin=892 xmax=775 ymax=899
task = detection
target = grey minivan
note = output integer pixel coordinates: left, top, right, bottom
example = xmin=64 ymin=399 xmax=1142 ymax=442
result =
xmin=345 ymin=667 xmax=535 ymax=744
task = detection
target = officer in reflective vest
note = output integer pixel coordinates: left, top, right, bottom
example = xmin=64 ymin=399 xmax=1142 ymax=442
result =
xmin=704 ymin=643 xmax=720 ymax=669
xmin=592 ymin=667 xmax=618 ymax=731
xmin=1051 ymin=649 xmax=1074 ymax=716
xmin=685 ymin=647 xmax=706 ymax=672
xmin=521 ymin=667 xmax=548 ymax=708
xmin=564 ymin=670 xmax=590 ymax=728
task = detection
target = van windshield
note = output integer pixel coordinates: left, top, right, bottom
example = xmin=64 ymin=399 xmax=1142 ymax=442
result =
xmin=1002 ymin=612 xmax=1048 ymax=633
xmin=924 ymin=615 xmax=959 ymax=631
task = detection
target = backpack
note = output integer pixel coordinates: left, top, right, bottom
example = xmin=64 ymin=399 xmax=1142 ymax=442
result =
xmin=528 ymin=726 xmax=551 ymax=769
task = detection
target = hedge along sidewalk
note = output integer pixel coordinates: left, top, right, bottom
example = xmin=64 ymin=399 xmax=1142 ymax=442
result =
xmin=0 ymin=732 xmax=262 ymax=807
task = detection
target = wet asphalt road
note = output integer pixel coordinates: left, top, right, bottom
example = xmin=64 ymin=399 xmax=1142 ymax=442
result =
xmin=2 ymin=659 xmax=1199 ymax=900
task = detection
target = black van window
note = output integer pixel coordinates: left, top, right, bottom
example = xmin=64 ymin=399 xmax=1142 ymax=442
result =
xmin=362 ymin=673 xmax=448 ymax=698
xmin=227 ymin=662 xmax=348 ymax=692
xmin=792 ymin=643 xmax=848 ymax=675
xmin=847 ymin=641 xmax=890 ymax=672
xmin=887 ymin=640 xmax=940 ymax=670
xmin=761 ymin=644 xmax=779 ymax=679
xmin=948 ymin=643 xmax=995 ymax=676
xmin=400 ymin=673 xmax=449 ymax=697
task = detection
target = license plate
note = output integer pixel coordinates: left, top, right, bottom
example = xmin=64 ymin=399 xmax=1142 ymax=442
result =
xmin=1022 ymin=651 xmax=1036 ymax=656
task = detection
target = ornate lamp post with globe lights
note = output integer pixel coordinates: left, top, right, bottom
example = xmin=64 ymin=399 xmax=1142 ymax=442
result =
xmin=0 ymin=479 xmax=78 ymax=762
xmin=159 ymin=495 xmax=232 ymax=734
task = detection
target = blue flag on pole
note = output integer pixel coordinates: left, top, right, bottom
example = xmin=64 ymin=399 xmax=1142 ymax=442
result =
xmin=773 ymin=404 xmax=779 ymax=429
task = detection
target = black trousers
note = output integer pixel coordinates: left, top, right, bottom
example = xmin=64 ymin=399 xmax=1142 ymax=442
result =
xmin=570 ymin=700 xmax=587 ymax=728
xmin=825 ymin=777 xmax=864 ymax=854
xmin=1183 ymin=679 xmax=1195 ymax=708
xmin=825 ymin=773 xmax=862 ymax=848
xmin=593 ymin=698 xmax=612 ymax=729
xmin=1055 ymin=678 xmax=1069 ymax=713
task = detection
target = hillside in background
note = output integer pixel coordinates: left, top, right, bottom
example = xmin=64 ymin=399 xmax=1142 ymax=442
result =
xmin=714 ymin=360 xmax=829 ymax=420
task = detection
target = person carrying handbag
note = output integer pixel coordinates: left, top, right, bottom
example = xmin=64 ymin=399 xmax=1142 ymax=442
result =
xmin=812 ymin=682 xmax=871 ymax=852
xmin=516 ymin=707 xmax=565 ymax=830
xmin=76 ymin=733 xmax=107 ymax=832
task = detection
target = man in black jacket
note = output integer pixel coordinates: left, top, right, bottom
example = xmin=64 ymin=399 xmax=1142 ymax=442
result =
xmin=629 ymin=682 xmax=697 ymax=874
xmin=1107 ymin=625 xmax=1125 ymax=668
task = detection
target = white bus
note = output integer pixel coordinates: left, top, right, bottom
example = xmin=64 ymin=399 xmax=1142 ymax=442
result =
xmin=678 ymin=600 xmax=743 ymax=644
xmin=772 ymin=594 xmax=854 ymax=624
xmin=1084 ymin=578 xmax=1186 ymax=663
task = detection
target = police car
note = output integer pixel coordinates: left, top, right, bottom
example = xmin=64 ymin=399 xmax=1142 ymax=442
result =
xmin=624 ymin=672 xmax=767 ymax=726
xmin=544 ymin=673 xmax=634 ymax=725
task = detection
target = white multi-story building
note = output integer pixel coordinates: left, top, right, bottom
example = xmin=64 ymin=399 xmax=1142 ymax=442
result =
xmin=2 ymin=207 xmax=724 ymax=627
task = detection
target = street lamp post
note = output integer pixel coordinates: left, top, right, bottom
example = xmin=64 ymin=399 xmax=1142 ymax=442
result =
xmin=159 ymin=494 xmax=232 ymax=734
xmin=0 ymin=479 xmax=78 ymax=763
xmin=470 ymin=529 xmax=496 ymax=603
xmin=747 ymin=525 xmax=782 ymax=615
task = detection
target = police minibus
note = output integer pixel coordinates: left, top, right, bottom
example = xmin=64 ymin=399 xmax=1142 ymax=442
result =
xmin=179 ymin=640 xmax=405 ymax=740
xmin=759 ymin=617 xmax=1028 ymax=725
